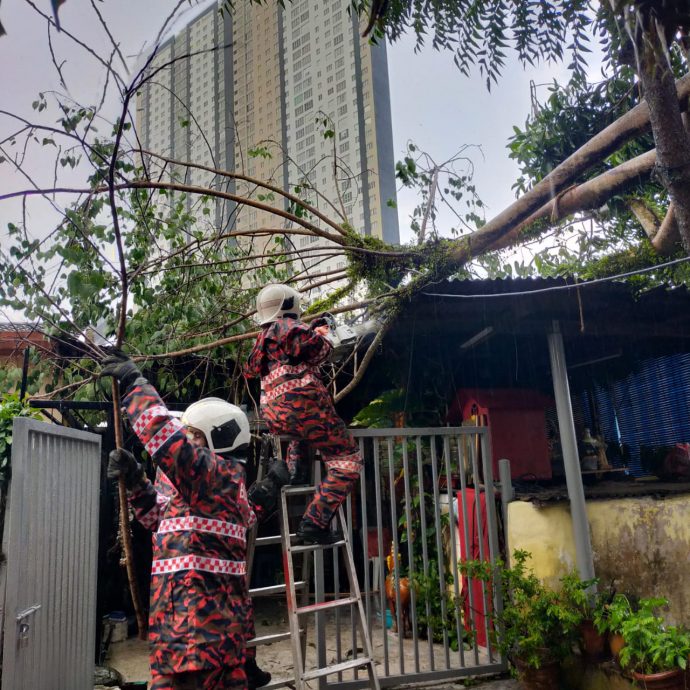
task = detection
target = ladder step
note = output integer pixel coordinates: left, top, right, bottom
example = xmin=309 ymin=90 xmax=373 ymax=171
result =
xmin=250 ymin=581 xmax=306 ymax=597
xmin=302 ymin=656 xmax=374 ymax=681
xmin=290 ymin=538 xmax=346 ymax=553
xmin=255 ymin=534 xmax=283 ymax=546
xmin=247 ymin=631 xmax=294 ymax=647
xmin=296 ymin=596 xmax=358 ymax=615
xmin=282 ymin=485 xmax=317 ymax=496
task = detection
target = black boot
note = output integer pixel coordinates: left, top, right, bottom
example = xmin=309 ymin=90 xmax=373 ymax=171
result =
xmin=245 ymin=657 xmax=271 ymax=689
xmin=295 ymin=518 xmax=342 ymax=545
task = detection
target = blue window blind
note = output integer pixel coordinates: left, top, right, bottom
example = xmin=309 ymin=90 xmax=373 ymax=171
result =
xmin=580 ymin=353 xmax=690 ymax=476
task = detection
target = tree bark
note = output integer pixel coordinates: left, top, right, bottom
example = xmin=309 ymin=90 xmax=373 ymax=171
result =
xmin=628 ymin=198 xmax=661 ymax=239
xmin=634 ymin=14 xmax=690 ymax=253
xmin=653 ymin=203 xmax=682 ymax=254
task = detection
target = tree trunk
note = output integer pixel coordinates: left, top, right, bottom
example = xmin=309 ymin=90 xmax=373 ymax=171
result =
xmin=634 ymin=15 xmax=690 ymax=253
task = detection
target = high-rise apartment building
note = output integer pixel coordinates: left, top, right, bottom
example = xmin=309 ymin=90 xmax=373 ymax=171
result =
xmin=137 ymin=1 xmax=399 ymax=292
xmin=137 ymin=4 xmax=234 ymax=230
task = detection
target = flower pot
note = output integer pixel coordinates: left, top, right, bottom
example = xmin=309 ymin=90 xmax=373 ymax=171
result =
xmin=579 ymin=619 xmax=607 ymax=661
xmin=631 ymin=668 xmax=685 ymax=689
xmin=514 ymin=657 xmax=560 ymax=690
xmin=609 ymin=632 xmax=625 ymax=662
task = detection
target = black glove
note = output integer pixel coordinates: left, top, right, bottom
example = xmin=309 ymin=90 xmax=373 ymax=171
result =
xmin=310 ymin=316 xmax=329 ymax=329
xmin=107 ymin=448 xmax=145 ymax=490
xmin=310 ymin=313 xmax=337 ymax=331
xmin=101 ymin=350 xmax=142 ymax=392
xmin=266 ymin=459 xmax=291 ymax=487
xmin=248 ymin=460 xmax=291 ymax=521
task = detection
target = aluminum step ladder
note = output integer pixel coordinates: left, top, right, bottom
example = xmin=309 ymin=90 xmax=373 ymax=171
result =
xmin=246 ymin=435 xmax=311 ymax=690
xmin=280 ymin=485 xmax=381 ymax=690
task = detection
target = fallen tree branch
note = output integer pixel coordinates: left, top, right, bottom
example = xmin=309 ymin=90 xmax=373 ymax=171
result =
xmin=488 ymin=149 xmax=658 ymax=252
xmin=447 ymin=73 xmax=690 ymax=263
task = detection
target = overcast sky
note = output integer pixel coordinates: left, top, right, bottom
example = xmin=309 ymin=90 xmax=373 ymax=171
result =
xmin=0 ymin=0 xmax=576 ymax=248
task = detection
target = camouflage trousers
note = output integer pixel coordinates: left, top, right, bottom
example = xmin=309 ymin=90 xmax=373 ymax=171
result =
xmin=263 ymin=385 xmax=362 ymax=528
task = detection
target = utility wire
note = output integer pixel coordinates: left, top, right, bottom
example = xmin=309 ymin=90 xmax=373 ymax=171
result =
xmin=422 ymin=256 xmax=690 ymax=299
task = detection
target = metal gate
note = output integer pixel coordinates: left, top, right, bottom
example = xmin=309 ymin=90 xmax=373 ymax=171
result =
xmin=309 ymin=426 xmax=507 ymax=688
xmin=0 ymin=418 xmax=101 ymax=690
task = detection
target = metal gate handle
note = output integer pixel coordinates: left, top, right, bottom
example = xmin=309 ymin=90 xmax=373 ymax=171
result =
xmin=16 ymin=604 xmax=41 ymax=641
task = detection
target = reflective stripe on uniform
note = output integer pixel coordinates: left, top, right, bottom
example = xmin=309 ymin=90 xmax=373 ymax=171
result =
xmin=145 ymin=418 xmax=184 ymax=457
xmin=151 ymin=555 xmax=246 ymax=576
xmin=158 ymin=516 xmax=247 ymax=542
xmin=314 ymin=339 xmax=331 ymax=361
xmin=262 ymin=363 xmax=315 ymax=385
xmin=324 ymin=458 xmax=363 ymax=474
xmin=262 ymin=373 xmax=322 ymax=401
xmin=133 ymin=405 xmax=170 ymax=435
xmin=139 ymin=492 xmax=170 ymax=531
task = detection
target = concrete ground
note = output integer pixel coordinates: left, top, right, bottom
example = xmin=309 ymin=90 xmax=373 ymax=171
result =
xmin=103 ymin=596 xmax=515 ymax=689
xmin=104 ymin=630 xmax=515 ymax=689
xmin=103 ymin=635 xmax=640 ymax=690
xmin=102 ymin=598 xmax=635 ymax=689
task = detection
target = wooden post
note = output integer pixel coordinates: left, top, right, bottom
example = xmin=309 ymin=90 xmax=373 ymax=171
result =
xmin=111 ymin=380 xmax=147 ymax=639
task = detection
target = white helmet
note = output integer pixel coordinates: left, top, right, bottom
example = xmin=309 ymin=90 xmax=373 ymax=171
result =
xmin=256 ymin=283 xmax=301 ymax=325
xmin=180 ymin=397 xmax=250 ymax=454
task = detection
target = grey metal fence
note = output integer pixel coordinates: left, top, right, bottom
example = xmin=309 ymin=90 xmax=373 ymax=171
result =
xmin=0 ymin=418 xmax=101 ymax=690
xmin=307 ymin=427 xmax=507 ymax=689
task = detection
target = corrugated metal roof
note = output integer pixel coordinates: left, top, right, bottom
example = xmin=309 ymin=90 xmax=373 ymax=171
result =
xmin=0 ymin=322 xmax=41 ymax=334
xmin=396 ymin=276 xmax=690 ymax=343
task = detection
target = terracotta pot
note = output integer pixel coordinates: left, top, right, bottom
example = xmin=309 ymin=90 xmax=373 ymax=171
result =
xmin=631 ymin=668 xmax=685 ymax=689
xmin=579 ymin=619 xmax=607 ymax=661
xmin=514 ymin=657 xmax=560 ymax=690
xmin=609 ymin=632 xmax=625 ymax=662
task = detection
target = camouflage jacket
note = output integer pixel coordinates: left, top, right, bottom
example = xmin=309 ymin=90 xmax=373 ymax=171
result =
xmin=244 ymin=317 xmax=332 ymax=404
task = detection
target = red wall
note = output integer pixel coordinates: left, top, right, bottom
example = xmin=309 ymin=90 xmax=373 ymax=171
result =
xmin=448 ymin=389 xmax=553 ymax=480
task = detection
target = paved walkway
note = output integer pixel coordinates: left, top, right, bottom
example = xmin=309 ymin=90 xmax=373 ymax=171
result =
xmin=401 ymin=680 xmax=517 ymax=689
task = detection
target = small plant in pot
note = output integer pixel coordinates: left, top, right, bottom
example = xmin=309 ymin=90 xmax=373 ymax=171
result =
xmin=599 ymin=593 xmax=635 ymax=662
xmin=559 ymin=571 xmax=612 ymax=662
xmin=460 ymin=550 xmax=580 ymax=690
xmin=617 ymin=597 xmax=690 ymax=690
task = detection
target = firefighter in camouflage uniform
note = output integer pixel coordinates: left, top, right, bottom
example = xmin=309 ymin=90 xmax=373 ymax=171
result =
xmin=244 ymin=283 xmax=363 ymax=545
xmin=102 ymin=354 xmax=288 ymax=690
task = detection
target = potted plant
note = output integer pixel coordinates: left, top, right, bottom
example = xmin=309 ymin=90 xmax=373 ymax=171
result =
xmin=599 ymin=593 xmax=635 ymax=662
xmin=559 ymin=571 xmax=613 ymax=661
xmin=617 ymin=597 xmax=690 ymax=690
xmin=460 ymin=550 xmax=580 ymax=690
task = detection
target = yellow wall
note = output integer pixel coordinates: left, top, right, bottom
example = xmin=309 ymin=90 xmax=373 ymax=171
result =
xmin=507 ymin=495 xmax=690 ymax=625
